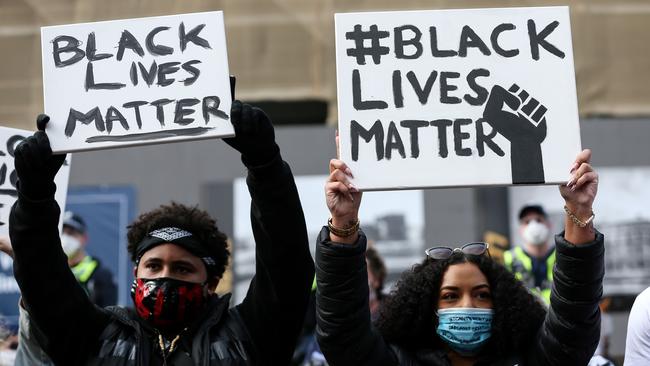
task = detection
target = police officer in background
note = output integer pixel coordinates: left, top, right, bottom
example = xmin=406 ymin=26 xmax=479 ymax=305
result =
xmin=62 ymin=211 xmax=117 ymax=307
xmin=504 ymin=204 xmax=555 ymax=305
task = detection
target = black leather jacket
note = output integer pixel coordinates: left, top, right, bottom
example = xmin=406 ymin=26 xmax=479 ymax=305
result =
xmin=90 ymin=295 xmax=255 ymax=365
xmin=316 ymin=228 xmax=604 ymax=366
xmin=11 ymin=154 xmax=314 ymax=365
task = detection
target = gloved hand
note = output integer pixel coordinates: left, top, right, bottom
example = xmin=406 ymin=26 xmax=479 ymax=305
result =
xmin=14 ymin=114 xmax=67 ymax=200
xmin=224 ymin=101 xmax=279 ymax=166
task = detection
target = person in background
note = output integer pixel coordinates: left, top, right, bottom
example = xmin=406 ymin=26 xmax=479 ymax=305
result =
xmin=624 ymin=286 xmax=650 ymax=365
xmin=589 ymin=296 xmax=616 ymax=365
xmin=62 ymin=211 xmax=117 ymax=307
xmin=503 ymin=204 xmax=555 ymax=304
xmin=366 ymin=245 xmax=387 ymax=321
xmin=0 ymin=316 xmax=17 ymax=366
xmin=0 ymin=212 xmax=118 ymax=309
xmin=595 ymin=297 xmax=613 ymax=359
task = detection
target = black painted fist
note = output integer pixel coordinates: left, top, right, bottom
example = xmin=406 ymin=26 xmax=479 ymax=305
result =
xmin=483 ymin=84 xmax=548 ymax=184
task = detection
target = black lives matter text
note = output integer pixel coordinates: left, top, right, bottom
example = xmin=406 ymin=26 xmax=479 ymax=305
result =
xmin=51 ymin=22 xmax=229 ymax=142
xmin=346 ymin=20 xmax=564 ymax=162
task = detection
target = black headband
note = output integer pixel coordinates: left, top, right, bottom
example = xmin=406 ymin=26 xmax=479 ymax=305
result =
xmin=135 ymin=227 xmax=219 ymax=276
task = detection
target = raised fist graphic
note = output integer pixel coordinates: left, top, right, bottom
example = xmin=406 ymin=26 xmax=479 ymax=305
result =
xmin=483 ymin=84 xmax=548 ymax=184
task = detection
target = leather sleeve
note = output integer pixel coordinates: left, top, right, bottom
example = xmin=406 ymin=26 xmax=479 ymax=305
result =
xmin=10 ymin=194 xmax=110 ymax=365
xmin=315 ymin=227 xmax=398 ymax=366
xmin=525 ymin=230 xmax=604 ymax=365
xmin=235 ymin=153 xmax=315 ymax=365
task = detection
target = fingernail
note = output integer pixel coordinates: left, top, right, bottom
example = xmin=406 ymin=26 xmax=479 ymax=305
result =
xmin=570 ymin=162 xmax=578 ymax=173
xmin=349 ymin=183 xmax=358 ymax=192
xmin=345 ymin=168 xmax=354 ymax=178
xmin=570 ymin=185 xmax=576 ymax=192
xmin=567 ymin=175 xmax=575 ymax=186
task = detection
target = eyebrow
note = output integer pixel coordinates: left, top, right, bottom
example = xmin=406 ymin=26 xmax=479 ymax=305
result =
xmin=440 ymin=284 xmax=491 ymax=291
xmin=142 ymin=258 xmax=198 ymax=268
xmin=172 ymin=260 xmax=198 ymax=268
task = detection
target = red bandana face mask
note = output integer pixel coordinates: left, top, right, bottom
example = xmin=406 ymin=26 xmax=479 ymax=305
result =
xmin=131 ymin=277 xmax=207 ymax=331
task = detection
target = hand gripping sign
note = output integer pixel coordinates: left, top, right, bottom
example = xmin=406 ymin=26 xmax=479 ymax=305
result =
xmin=335 ymin=6 xmax=581 ymax=190
xmin=41 ymin=11 xmax=234 ymax=153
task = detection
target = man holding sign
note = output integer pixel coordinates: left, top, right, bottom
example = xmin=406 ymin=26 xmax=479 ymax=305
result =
xmin=9 ymin=11 xmax=314 ymax=365
xmin=9 ymin=103 xmax=314 ymax=365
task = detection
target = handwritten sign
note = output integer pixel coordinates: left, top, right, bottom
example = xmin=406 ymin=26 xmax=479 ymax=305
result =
xmin=0 ymin=127 xmax=71 ymax=235
xmin=335 ymin=6 xmax=581 ymax=190
xmin=41 ymin=11 xmax=233 ymax=153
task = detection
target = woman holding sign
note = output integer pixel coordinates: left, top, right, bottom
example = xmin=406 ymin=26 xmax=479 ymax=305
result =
xmin=316 ymin=150 xmax=602 ymax=365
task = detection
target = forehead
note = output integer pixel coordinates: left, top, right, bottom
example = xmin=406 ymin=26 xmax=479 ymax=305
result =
xmin=140 ymin=243 xmax=201 ymax=263
xmin=63 ymin=226 xmax=83 ymax=235
xmin=440 ymin=262 xmax=489 ymax=288
xmin=520 ymin=212 xmax=547 ymax=223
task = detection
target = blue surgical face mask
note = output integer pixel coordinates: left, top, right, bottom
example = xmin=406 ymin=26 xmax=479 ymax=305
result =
xmin=436 ymin=307 xmax=493 ymax=357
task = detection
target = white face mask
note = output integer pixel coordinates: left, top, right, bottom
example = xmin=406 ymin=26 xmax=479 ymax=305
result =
xmin=522 ymin=220 xmax=549 ymax=246
xmin=61 ymin=233 xmax=81 ymax=257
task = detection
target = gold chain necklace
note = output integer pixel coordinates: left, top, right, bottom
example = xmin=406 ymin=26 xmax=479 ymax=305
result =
xmin=157 ymin=328 xmax=187 ymax=366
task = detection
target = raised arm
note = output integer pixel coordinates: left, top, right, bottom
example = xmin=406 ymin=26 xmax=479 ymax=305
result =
xmin=316 ymin=159 xmax=398 ymax=366
xmin=10 ymin=115 xmax=110 ymax=364
xmin=226 ymin=101 xmax=314 ymax=364
xmin=526 ymin=149 xmax=603 ymax=365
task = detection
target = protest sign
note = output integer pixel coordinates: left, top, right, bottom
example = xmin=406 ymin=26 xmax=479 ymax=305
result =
xmin=0 ymin=127 xmax=71 ymax=235
xmin=335 ymin=6 xmax=581 ymax=190
xmin=41 ymin=11 xmax=233 ymax=153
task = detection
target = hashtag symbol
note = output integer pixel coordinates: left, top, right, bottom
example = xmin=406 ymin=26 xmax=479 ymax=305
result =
xmin=345 ymin=24 xmax=390 ymax=65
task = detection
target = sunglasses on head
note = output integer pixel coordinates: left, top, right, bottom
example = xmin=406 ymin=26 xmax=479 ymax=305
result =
xmin=424 ymin=242 xmax=490 ymax=260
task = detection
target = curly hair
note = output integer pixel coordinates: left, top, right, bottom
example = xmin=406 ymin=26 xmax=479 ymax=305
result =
xmin=375 ymin=252 xmax=546 ymax=357
xmin=127 ymin=202 xmax=230 ymax=279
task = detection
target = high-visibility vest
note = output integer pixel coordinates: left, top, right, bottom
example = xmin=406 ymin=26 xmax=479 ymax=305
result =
xmin=71 ymin=255 xmax=99 ymax=295
xmin=503 ymin=246 xmax=555 ymax=305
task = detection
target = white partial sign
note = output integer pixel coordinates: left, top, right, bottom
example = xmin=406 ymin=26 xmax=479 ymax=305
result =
xmin=41 ymin=11 xmax=234 ymax=153
xmin=0 ymin=127 xmax=71 ymax=235
xmin=335 ymin=6 xmax=581 ymax=190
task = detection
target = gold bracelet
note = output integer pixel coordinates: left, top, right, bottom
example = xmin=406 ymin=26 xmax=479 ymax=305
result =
xmin=328 ymin=217 xmax=360 ymax=237
xmin=564 ymin=205 xmax=595 ymax=228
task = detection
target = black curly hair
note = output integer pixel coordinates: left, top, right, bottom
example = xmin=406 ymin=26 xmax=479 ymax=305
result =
xmin=375 ymin=252 xmax=546 ymax=357
xmin=127 ymin=202 xmax=230 ymax=279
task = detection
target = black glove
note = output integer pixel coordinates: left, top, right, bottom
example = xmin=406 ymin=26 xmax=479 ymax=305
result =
xmin=224 ymin=100 xmax=279 ymax=166
xmin=14 ymin=114 xmax=67 ymax=200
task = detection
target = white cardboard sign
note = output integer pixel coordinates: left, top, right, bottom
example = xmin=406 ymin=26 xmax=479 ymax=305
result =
xmin=335 ymin=6 xmax=581 ymax=191
xmin=0 ymin=127 xmax=71 ymax=235
xmin=41 ymin=11 xmax=234 ymax=153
